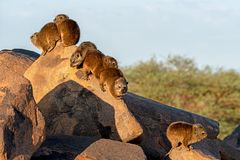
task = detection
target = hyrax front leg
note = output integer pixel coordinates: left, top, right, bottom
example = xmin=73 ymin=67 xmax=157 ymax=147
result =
xmin=41 ymin=46 xmax=49 ymax=56
xmin=80 ymin=68 xmax=90 ymax=80
xmin=47 ymin=39 xmax=57 ymax=52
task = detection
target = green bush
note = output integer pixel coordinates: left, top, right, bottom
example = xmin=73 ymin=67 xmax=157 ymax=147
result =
xmin=123 ymin=55 xmax=240 ymax=139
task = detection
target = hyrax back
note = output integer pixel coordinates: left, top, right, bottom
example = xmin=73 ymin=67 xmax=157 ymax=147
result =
xmin=54 ymin=14 xmax=80 ymax=46
xmin=81 ymin=49 xmax=104 ymax=80
xmin=70 ymin=41 xmax=97 ymax=68
xmin=102 ymin=55 xmax=118 ymax=69
xmin=80 ymin=50 xmax=118 ymax=80
xmin=30 ymin=22 xmax=60 ymax=55
xmin=99 ymin=68 xmax=128 ymax=98
xmin=166 ymin=121 xmax=207 ymax=149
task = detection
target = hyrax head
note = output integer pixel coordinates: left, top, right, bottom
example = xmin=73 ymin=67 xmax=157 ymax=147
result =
xmin=80 ymin=41 xmax=97 ymax=50
xmin=54 ymin=14 xmax=69 ymax=24
xmin=70 ymin=50 xmax=84 ymax=67
xmin=30 ymin=32 xmax=41 ymax=48
xmin=103 ymin=56 xmax=118 ymax=68
xmin=30 ymin=32 xmax=38 ymax=43
xmin=113 ymin=77 xmax=128 ymax=97
xmin=70 ymin=42 xmax=97 ymax=68
xmin=192 ymin=124 xmax=207 ymax=141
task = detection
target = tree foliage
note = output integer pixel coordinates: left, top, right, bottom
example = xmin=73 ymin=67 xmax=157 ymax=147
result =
xmin=123 ymin=55 xmax=240 ymax=138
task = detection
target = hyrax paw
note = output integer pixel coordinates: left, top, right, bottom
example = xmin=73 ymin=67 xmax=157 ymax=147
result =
xmin=189 ymin=145 xmax=193 ymax=150
xmin=101 ymin=88 xmax=106 ymax=92
xmin=75 ymin=71 xmax=89 ymax=80
xmin=81 ymin=75 xmax=89 ymax=81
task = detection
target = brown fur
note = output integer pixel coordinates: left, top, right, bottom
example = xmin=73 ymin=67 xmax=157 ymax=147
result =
xmin=30 ymin=22 xmax=60 ymax=55
xmin=103 ymin=56 xmax=118 ymax=69
xmin=99 ymin=68 xmax=128 ymax=98
xmin=54 ymin=14 xmax=69 ymax=24
xmin=166 ymin=121 xmax=207 ymax=149
xmin=80 ymin=49 xmax=104 ymax=80
xmin=79 ymin=50 xmax=118 ymax=80
xmin=54 ymin=14 xmax=80 ymax=46
xmin=70 ymin=41 xmax=97 ymax=68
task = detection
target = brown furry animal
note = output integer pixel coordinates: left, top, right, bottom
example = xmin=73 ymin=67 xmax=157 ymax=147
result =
xmin=103 ymin=55 xmax=118 ymax=69
xmin=99 ymin=68 xmax=128 ymax=98
xmin=70 ymin=41 xmax=97 ymax=68
xmin=30 ymin=22 xmax=60 ymax=55
xmin=166 ymin=121 xmax=207 ymax=149
xmin=54 ymin=14 xmax=80 ymax=46
xmin=79 ymin=50 xmax=118 ymax=80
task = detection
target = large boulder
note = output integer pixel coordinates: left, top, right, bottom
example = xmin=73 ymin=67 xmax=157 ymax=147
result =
xmin=0 ymin=51 xmax=45 ymax=160
xmin=74 ymin=139 xmax=147 ymax=160
xmin=24 ymin=43 xmax=143 ymax=143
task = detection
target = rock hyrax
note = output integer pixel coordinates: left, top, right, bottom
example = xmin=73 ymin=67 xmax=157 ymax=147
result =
xmin=166 ymin=121 xmax=207 ymax=149
xmin=99 ymin=68 xmax=128 ymax=98
xmin=103 ymin=55 xmax=118 ymax=69
xmin=80 ymin=49 xmax=118 ymax=80
xmin=70 ymin=41 xmax=97 ymax=68
xmin=30 ymin=22 xmax=60 ymax=55
xmin=54 ymin=14 xmax=80 ymax=46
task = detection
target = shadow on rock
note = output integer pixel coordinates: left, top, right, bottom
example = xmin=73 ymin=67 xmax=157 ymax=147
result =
xmin=31 ymin=135 xmax=98 ymax=160
xmin=37 ymin=80 xmax=120 ymax=140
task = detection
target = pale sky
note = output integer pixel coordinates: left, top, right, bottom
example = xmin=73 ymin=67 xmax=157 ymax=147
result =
xmin=1 ymin=0 xmax=240 ymax=69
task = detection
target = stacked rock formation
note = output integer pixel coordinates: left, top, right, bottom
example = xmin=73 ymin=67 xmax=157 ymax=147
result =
xmin=0 ymin=20 xmax=239 ymax=159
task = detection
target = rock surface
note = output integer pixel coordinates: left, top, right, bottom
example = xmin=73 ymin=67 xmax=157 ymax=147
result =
xmin=0 ymin=51 xmax=45 ymax=160
xmin=24 ymin=42 xmax=143 ymax=143
xmin=219 ymin=140 xmax=240 ymax=160
xmin=168 ymin=139 xmax=221 ymax=160
xmin=223 ymin=124 xmax=240 ymax=149
xmin=167 ymin=138 xmax=240 ymax=160
xmin=31 ymin=135 xmax=98 ymax=160
xmin=74 ymin=139 xmax=147 ymax=160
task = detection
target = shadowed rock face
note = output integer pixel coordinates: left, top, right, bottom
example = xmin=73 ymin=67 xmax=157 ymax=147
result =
xmin=75 ymin=139 xmax=147 ymax=160
xmin=0 ymin=51 xmax=45 ymax=160
xmin=11 ymin=48 xmax=40 ymax=59
xmin=31 ymin=135 xmax=98 ymax=160
xmin=223 ymin=125 xmax=240 ymax=149
xmin=37 ymin=80 xmax=119 ymax=140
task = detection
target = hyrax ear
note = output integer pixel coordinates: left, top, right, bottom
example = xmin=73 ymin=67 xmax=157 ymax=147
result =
xmin=192 ymin=124 xmax=199 ymax=130
xmin=193 ymin=124 xmax=203 ymax=131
